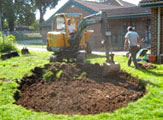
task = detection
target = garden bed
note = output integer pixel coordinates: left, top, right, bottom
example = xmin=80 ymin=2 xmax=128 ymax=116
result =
xmin=15 ymin=63 xmax=145 ymax=115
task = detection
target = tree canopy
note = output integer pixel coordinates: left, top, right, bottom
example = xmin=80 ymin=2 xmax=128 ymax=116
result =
xmin=32 ymin=0 xmax=60 ymax=23
xmin=0 ymin=0 xmax=60 ymax=31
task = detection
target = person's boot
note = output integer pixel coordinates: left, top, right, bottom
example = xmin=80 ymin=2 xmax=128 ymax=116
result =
xmin=128 ymin=57 xmax=132 ymax=66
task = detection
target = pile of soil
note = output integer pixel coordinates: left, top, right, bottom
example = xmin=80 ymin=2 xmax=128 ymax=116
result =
xmin=138 ymin=63 xmax=157 ymax=69
xmin=15 ymin=63 xmax=145 ymax=115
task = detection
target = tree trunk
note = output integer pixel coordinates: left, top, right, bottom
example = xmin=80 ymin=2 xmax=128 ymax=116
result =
xmin=8 ymin=18 xmax=15 ymax=31
xmin=39 ymin=8 xmax=44 ymax=24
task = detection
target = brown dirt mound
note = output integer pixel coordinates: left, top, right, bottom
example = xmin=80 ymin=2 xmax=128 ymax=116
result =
xmin=138 ymin=63 xmax=157 ymax=69
xmin=15 ymin=63 xmax=145 ymax=115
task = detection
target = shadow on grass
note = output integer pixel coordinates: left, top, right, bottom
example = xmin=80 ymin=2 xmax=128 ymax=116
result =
xmin=87 ymin=54 xmax=106 ymax=59
xmin=140 ymin=79 xmax=160 ymax=88
xmin=139 ymin=68 xmax=163 ymax=77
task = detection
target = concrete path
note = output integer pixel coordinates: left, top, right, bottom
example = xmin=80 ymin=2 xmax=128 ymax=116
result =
xmin=17 ymin=45 xmax=128 ymax=56
xmin=17 ymin=45 xmax=47 ymax=52
xmin=17 ymin=39 xmax=43 ymax=44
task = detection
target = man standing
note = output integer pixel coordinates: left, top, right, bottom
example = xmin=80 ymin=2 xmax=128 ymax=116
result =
xmin=68 ymin=19 xmax=75 ymax=36
xmin=124 ymin=26 xmax=141 ymax=69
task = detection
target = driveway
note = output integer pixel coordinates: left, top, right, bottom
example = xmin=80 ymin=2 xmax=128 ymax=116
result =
xmin=17 ymin=45 xmax=128 ymax=56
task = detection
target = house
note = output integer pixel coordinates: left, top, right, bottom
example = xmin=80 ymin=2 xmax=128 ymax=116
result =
xmin=40 ymin=0 xmax=135 ymax=49
xmin=139 ymin=0 xmax=163 ymax=63
xmin=40 ymin=0 xmax=153 ymax=50
xmin=104 ymin=6 xmax=151 ymax=49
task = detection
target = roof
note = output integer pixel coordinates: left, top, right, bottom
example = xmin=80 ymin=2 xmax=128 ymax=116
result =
xmin=115 ymin=0 xmax=136 ymax=7
xmin=105 ymin=6 xmax=151 ymax=19
xmin=40 ymin=0 xmax=136 ymax=27
xmin=73 ymin=0 xmax=135 ymax=11
xmin=139 ymin=0 xmax=163 ymax=7
xmin=74 ymin=0 xmax=120 ymax=12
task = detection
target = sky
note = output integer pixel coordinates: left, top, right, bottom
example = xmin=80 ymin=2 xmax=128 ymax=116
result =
xmin=36 ymin=0 xmax=142 ymax=20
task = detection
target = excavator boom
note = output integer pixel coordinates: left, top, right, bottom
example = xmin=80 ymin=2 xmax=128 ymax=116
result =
xmin=49 ymin=11 xmax=120 ymax=75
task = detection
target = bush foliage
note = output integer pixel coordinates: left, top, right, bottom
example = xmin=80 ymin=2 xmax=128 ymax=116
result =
xmin=0 ymin=32 xmax=17 ymax=53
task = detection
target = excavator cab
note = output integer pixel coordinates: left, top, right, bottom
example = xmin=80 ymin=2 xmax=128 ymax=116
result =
xmin=47 ymin=13 xmax=93 ymax=53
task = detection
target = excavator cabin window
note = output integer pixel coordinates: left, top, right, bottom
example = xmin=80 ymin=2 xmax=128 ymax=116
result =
xmin=56 ymin=16 xmax=65 ymax=32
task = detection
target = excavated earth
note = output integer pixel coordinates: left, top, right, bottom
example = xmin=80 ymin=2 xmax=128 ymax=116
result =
xmin=15 ymin=63 xmax=145 ymax=115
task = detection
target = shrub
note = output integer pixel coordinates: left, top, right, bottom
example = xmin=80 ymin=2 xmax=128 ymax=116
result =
xmin=0 ymin=32 xmax=17 ymax=53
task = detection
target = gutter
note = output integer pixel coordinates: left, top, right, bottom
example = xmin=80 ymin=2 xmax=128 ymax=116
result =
xmin=107 ymin=13 xmax=151 ymax=19
xmin=140 ymin=1 xmax=163 ymax=7
xmin=140 ymin=4 xmax=163 ymax=8
xmin=157 ymin=7 xmax=161 ymax=63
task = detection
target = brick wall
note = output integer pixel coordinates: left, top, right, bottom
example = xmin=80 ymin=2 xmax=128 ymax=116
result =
xmin=161 ymin=8 xmax=163 ymax=54
xmin=151 ymin=7 xmax=163 ymax=63
xmin=63 ymin=5 xmax=90 ymax=16
xmin=151 ymin=8 xmax=158 ymax=56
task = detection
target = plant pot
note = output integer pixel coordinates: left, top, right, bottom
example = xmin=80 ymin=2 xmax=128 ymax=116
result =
xmin=148 ymin=55 xmax=156 ymax=63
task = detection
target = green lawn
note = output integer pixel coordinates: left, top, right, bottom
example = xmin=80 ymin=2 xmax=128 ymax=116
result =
xmin=0 ymin=53 xmax=163 ymax=120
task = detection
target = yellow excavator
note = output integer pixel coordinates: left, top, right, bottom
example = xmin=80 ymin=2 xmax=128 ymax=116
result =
xmin=47 ymin=11 xmax=120 ymax=75
xmin=47 ymin=13 xmax=93 ymax=56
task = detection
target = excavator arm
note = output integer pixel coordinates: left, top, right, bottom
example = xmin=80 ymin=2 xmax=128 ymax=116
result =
xmin=50 ymin=11 xmax=120 ymax=74
xmin=68 ymin=11 xmax=113 ymax=63
xmin=67 ymin=11 xmax=102 ymax=52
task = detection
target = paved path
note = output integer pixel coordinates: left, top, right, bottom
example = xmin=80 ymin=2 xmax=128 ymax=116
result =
xmin=17 ymin=45 xmax=128 ymax=56
xmin=17 ymin=39 xmax=43 ymax=44
xmin=17 ymin=45 xmax=47 ymax=52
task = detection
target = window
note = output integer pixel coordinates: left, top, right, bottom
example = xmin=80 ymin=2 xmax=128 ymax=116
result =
xmin=56 ymin=16 xmax=65 ymax=32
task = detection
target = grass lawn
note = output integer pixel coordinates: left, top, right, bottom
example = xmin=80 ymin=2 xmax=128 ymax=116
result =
xmin=0 ymin=53 xmax=163 ymax=120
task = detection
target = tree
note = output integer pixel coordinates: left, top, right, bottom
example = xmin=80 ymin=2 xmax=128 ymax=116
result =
xmin=15 ymin=0 xmax=35 ymax=26
xmin=0 ymin=0 xmax=60 ymax=31
xmin=0 ymin=0 xmax=36 ymax=31
xmin=30 ymin=20 xmax=40 ymax=30
xmin=1 ymin=0 xmax=16 ymax=31
xmin=33 ymin=0 xmax=60 ymax=23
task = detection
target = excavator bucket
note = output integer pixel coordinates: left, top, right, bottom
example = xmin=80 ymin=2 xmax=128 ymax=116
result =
xmin=103 ymin=62 xmax=120 ymax=76
xmin=102 ymin=54 xmax=120 ymax=76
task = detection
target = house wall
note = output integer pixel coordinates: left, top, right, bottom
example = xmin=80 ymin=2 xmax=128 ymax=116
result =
xmin=40 ymin=26 xmax=51 ymax=43
xmin=151 ymin=7 xmax=163 ymax=63
xmin=107 ymin=16 xmax=151 ymax=50
xmin=63 ymin=5 xmax=90 ymax=16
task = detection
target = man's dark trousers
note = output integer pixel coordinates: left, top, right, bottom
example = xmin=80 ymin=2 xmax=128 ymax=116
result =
xmin=128 ymin=46 xmax=140 ymax=69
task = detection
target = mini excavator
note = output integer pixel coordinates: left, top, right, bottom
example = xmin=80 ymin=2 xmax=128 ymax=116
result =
xmin=47 ymin=11 xmax=120 ymax=75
